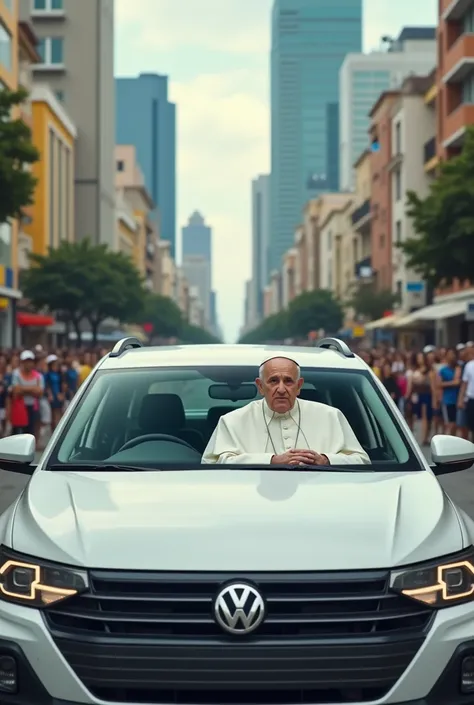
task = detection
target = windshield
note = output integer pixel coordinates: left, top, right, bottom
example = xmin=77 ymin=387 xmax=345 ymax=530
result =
xmin=49 ymin=365 xmax=417 ymax=471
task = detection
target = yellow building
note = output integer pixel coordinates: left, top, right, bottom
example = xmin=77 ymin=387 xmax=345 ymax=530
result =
xmin=0 ymin=0 xmax=21 ymax=345
xmin=23 ymin=84 xmax=76 ymax=256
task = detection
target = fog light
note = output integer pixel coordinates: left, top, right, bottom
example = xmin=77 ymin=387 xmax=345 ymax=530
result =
xmin=461 ymin=656 xmax=474 ymax=693
xmin=0 ymin=655 xmax=17 ymax=693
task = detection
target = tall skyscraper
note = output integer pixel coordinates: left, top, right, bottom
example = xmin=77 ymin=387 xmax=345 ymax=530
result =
xmin=270 ymin=0 xmax=362 ymax=272
xmin=21 ymin=0 xmax=116 ymax=248
xmin=339 ymin=27 xmax=436 ymax=191
xmin=116 ymin=73 xmax=176 ymax=256
xmin=182 ymin=211 xmax=211 ymax=263
xmin=249 ymin=175 xmax=270 ymax=327
xmin=182 ymin=212 xmax=213 ymax=330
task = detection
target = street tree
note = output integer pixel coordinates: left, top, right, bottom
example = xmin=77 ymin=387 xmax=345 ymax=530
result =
xmin=400 ymin=124 xmax=474 ymax=286
xmin=287 ymin=289 xmax=343 ymax=337
xmin=180 ymin=323 xmax=220 ymax=344
xmin=348 ymin=280 xmax=398 ymax=321
xmin=22 ymin=240 xmax=146 ymax=344
xmin=239 ymin=311 xmax=289 ymax=344
xmin=0 ymin=87 xmax=39 ymax=223
xmin=139 ymin=293 xmax=183 ymax=339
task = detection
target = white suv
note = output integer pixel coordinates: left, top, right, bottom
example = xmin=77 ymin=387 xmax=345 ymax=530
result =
xmin=0 ymin=337 xmax=473 ymax=705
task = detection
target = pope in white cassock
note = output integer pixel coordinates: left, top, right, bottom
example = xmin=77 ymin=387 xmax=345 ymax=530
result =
xmin=202 ymin=357 xmax=370 ymax=466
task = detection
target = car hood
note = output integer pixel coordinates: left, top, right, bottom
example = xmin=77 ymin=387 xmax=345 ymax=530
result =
xmin=11 ymin=468 xmax=463 ymax=570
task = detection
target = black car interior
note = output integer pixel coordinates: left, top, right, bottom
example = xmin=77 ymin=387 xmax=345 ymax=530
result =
xmin=61 ymin=366 xmax=401 ymax=465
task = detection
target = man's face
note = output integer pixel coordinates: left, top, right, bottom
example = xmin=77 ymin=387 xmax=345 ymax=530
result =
xmin=256 ymin=357 xmax=303 ymax=413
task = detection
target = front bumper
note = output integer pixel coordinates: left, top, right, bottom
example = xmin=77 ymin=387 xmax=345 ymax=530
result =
xmin=1 ymin=599 xmax=474 ymax=705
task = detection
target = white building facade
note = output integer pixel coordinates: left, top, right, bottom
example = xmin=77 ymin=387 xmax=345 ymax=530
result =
xmin=390 ymin=76 xmax=435 ymax=313
xmin=339 ymin=27 xmax=436 ymax=191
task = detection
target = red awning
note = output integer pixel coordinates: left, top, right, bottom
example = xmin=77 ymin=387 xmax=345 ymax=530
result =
xmin=17 ymin=313 xmax=55 ymax=327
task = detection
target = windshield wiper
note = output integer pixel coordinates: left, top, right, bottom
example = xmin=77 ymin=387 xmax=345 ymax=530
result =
xmin=47 ymin=463 xmax=157 ymax=472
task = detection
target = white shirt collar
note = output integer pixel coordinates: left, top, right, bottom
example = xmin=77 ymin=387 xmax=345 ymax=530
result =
xmin=262 ymin=398 xmax=296 ymax=421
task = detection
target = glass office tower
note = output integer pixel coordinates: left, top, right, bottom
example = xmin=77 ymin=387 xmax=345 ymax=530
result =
xmin=270 ymin=0 xmax=362 ymax=272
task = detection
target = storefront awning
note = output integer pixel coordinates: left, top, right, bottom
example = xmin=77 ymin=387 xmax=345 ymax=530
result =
xmin=410 ymin=299 xmax=468 ymax=321
xmin=17 ymin=313 xmax=55 ymax=327
xmin=365 ymin=314 xmax=399 ymax=330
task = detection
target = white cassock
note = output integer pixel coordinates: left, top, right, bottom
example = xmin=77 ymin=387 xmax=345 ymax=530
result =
xmin=202 ymin=398 xmax=370 ymax=465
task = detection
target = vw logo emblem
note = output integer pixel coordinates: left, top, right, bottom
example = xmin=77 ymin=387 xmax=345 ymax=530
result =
xmin=214 ymin=582 xmax=265 ymax=635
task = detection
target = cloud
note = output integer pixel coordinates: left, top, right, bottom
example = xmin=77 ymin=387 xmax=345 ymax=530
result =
xmin=170 ymin=70 xmax=269 ymax=338
xmin=115 ymin=0 xmax=271 ymax=53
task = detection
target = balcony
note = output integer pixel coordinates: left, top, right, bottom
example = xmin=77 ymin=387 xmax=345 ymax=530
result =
xmin=351 ymin=199 xmax=371 ymax=232
xmin=423 ymin=137 xmax=436 ymax=163
xmin=443 ymin=35 xmax=474 ymax=83
xmin=443 ymin=103 xmax=474 ymax=146
xmin=351 ymin=199 xmax=370 ymax=225
xmin=442 ymin=0 xmax=474 ymax=20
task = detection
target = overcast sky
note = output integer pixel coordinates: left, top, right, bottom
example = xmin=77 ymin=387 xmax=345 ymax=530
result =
xmin=115 ymin=0 xmax=437 ymax=342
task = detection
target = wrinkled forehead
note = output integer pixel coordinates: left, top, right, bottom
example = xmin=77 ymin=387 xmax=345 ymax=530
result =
xmin=260 ymin=356 xmax=299 ymax=379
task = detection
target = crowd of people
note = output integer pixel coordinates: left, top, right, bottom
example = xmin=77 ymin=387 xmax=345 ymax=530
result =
xmin=358 ymin=342 xmax=474 ymax=444
xmin=0 ymin=345 xmax=111 ymax=447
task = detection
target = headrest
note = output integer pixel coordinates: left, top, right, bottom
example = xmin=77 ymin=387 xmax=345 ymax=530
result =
xmin=207 ymin=406 xmax=235 ymax=428
xmin=139 ymin=393 xmax=185 ymax=432
xmin=299 ymin=388 xmax=328 ymax=405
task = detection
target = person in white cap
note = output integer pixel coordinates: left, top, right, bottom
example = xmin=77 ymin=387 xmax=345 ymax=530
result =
xmin=10 ymin=351 xmax=44 ymax=437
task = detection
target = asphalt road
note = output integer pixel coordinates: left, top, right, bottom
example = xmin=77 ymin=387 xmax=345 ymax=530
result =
xmin=0 ymin=428 xmax=472 ymax=518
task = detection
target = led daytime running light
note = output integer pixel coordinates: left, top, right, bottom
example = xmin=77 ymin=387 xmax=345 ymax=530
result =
xmin=401 ymin=559 xmax=474 ymax=602
xmin=0 ymin=560 xmax=77 ymax=601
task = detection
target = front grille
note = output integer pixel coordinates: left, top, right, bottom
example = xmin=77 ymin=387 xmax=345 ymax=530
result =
xmin=52 ymin=637 xmax=423 ymax=704
xmin=46 ymin=569 xmax=432 ymax=639
xmin=46 ymin=570 xmax=432 ymax=704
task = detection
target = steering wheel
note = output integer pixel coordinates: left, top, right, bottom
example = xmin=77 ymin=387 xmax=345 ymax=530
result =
xmin=117 ymin=433 xmax=197 ymax=453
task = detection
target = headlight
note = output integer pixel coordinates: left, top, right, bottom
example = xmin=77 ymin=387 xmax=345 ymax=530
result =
xmin=0 ymin=548 xmax=88 ymax=608
xmin=391 ymin=549 xmax=474 ymax=608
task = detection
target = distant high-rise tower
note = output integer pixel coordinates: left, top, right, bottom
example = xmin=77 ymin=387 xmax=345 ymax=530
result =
xmin=270 ymin=0 xmax=362 ymax=271
xmin=116 ymin=73 xmax=176 ymax=255
xmin=182 ymin=212 xmax=214 ymax=330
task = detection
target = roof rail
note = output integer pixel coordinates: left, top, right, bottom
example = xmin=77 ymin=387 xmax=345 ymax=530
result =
xmin=109 ymin=337 xmax=143 ymax=358
xmin=315 ymin=337 xmax=354 ymax=358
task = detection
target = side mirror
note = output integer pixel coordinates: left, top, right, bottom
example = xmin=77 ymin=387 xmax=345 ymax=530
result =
xmin=430 ymin=434 xmax=474 ymax=475
xmin=0 ymin=434 xmax=35 ymax=474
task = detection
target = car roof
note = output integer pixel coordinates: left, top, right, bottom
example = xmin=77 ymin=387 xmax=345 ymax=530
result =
xmin=99 ymin=344 xmax=369 ymax=371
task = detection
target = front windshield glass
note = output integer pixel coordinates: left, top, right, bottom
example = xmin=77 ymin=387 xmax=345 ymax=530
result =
xmin=49 ymin=366 xmax=416 ymax=470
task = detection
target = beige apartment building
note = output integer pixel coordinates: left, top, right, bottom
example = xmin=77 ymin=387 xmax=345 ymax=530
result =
xmin=21 ymin=0 xmax=115 ymax=247
xmin=318 ymin=196 xmax=353 ymax=300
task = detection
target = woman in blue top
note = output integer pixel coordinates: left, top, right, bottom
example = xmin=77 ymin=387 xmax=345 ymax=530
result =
xmin=44 ymin=354 xmax=64 ymax=430
xmin=438 ymin=348 xmax=461 ymax=435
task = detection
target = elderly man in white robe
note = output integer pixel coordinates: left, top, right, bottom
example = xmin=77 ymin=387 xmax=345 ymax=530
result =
xmin=202 ymin=356 xmax=370 ymax=466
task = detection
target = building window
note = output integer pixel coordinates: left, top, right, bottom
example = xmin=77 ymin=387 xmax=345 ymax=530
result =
xmin=117 ymin=160 xmax=124 ymax=171
xmin=3 ymin=0 xmax=13 ymax=12
xmin=395 ymin=169 xmax=401 ymax=201
xmin=0 ymin=222 xmax=11 ymax=268
xmin=462 ymin=74 xmax=474 ymax=104
xmin=33 ymin=0 xmax=64 ymax=10
xmin=380 ymin=234 xmax=386 ymax=249
xmin=37 ymin=37 xmax=64 ymax=66
xmin=396 ymin=280 xmax=402 ymax=303
xmin=0 ymin=24 xmax=12 ymax=73
xmin=396 ymin=220 xmax=402 ymax=243
xmin=55 ymin=90 xmax=64 ymax=102
xmin=395 ymin=121 xmax=401 ymax=154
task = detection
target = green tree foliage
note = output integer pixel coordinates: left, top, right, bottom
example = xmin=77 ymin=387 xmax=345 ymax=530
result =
xmin=239 ymin=311 xmax=289 ymax=344
xmin=180 ymin=323 xmax=220 ymax=344
xmin=400 ymin=125 xmax=474 ymax=286
xmin=139 ymin=293 xmax=183 ymax=338
xmin=0 ymin=87 xmax=39 ymax=223
xmin=22 ymin=240 xmax=146 ymax=344
xmin=348 ymin=281 xmax=398 ymax=321
xmin=287 ymin=289 xmax=343 ymax=338
xmin=239 ymin=289 xmax=343 ymax=343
